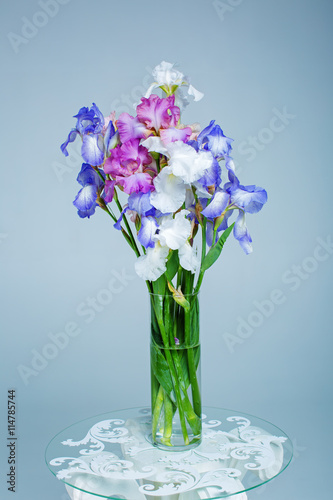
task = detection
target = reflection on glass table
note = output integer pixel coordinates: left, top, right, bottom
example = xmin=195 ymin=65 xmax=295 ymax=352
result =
xmin=45 ymin=407 xmax=293 ymax=500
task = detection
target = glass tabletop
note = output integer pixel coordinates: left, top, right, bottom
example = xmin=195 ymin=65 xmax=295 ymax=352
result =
xmin=45 ymin=406 xmax=293 ymax=499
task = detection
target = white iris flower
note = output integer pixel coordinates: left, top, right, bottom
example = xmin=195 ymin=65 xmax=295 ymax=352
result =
xmin=144 ymin=61 xmax=204 ymax=108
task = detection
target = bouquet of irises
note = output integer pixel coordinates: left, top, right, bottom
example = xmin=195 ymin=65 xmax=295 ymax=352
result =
xmin=61 ymin=62 xmax=267 ymax=448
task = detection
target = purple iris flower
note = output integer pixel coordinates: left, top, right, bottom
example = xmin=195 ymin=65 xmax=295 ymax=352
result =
xmin=73 ymin=163 xmax=104 ymax=218
xmin=61 ymin=103 xmax=109 ymax=166
xmin=197 ymin=120 xmax=234 ymax=159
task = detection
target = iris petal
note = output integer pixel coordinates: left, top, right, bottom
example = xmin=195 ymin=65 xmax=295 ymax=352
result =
xmin=157 ymin=211 xmax=191 ymax=250
xmin=116 ymin=172 xmax=154 ymax=194
xmin=117 ymin=113 xmax=148 ymax=143
xmin=197 ymin=157 xmax=221 ymax=188
xmin=60 ymin=129 xmax=78 ymax=156
xmin=77 ymin=163 xmax=103 ymax=188
xmin=104 ymin=179 xmax=116 ymax=203
xmin=198 ymin=120 xmax=233 ymax=158
xmin=81 ymin=134 xmax=105 ymax=166
xmin=128 ymin=192 xmax=154 ymax=216
xmin=150 ymin=166 xmax=186 ymax=213
xmin=113 ymin=206 xmax=129 ymax=230
xmin=73 ymin=184 xmax=97 ymax=219
xmin=231 ymin=185 xmax=268 ymax=214
xmin=179 ymin=241 xmax=200 ymax=273
xmin=234 ymin=210 xmax=253 ymax=254
xmin=134 ymin=243 xmax=169 ymax=281
xmin=137 ymin=94 xmax=179 ymax=132
xmin=160 ymin=127 xmax=192 ymax=145
xmin=138 ymin=216 xmax=158 ymax=248
xmin=167 ymin=141 xmax=213 ymax=184
xmin=201 ymin=191 xmax=230 ymax=219
xmin=104 ymin=120 xmax=116 ymax=151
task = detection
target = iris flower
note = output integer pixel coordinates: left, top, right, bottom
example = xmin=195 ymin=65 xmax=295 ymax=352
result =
xmin=73 ymin=163 xmax=104 ymax=218
xmin=142 ymin=140 xmax=214 ymax=213
xmin=144 ymin=61 xmax=204 ymax=108
xmin=135 ymin=211 xmax=199 ymax=280
xmin=104 ymin=139 xmax=155 ymax=195
xmin=61 ymin=103 xmax=117 ymax=166
xmin=201 ymin=171 xmax=267 ymax=253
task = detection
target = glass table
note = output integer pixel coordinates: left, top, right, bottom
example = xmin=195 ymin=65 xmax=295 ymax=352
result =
xmin=45 ymin=407 xmax=293 ymax=499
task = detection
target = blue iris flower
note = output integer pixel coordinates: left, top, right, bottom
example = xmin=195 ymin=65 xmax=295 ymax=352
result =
xmin=74 ymin=103 xmax=104 ymax=135
xmin=197 ymin=120 xmax=234 ymax=159
xmin=188 ymin=119 xmax=232 ymax=191
xmin=128 ymin=192 xmax=155 ymax=217
xmin=73 ymin=163 xmax=104 ymax=218
xmin=225 ymin=171 xmax=268 ymax=214
xmin=113 ymin=193 xmax=157 ymax=233
xmin=61 ymin=103 xmax=112 ymax=166
xmin=188 ymin=139 xmax=221 ymax=190
xmin=138 ymin=216 xmax=158 ymax=248
xmin=201 ymin=171 xmax=267 ymax=253
xmin=197 ymin=157 xmax=222 ymax=189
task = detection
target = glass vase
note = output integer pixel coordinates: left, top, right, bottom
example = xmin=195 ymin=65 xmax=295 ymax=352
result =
xmin=150 ymin=291 xmax=201 ymax=450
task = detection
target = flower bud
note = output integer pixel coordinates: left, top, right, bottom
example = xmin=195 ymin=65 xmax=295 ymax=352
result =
xmin=167 ymin=282 xmax=190 ymax=312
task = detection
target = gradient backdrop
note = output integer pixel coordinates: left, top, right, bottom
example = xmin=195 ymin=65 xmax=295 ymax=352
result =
xmin=1 ymin=0 xmax=332 ymax=498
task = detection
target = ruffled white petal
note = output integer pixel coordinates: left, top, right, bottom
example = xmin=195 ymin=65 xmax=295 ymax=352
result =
xmin=179 ymin=241 xmax=200 ymax=274
xmin=188 ymin=84 xmax=204 ymax=101
xmin=134 ymin=243 xmax=169 ymax=281
xmin=141 ymin=136 xmax=168 ymax=156
xmin=153 ymin=61 xmax=184 ymax=87
xmin=157 ymin=211 xmax=191 ymax=250
xmin=150 ymin=166 xmax=186 ymax=213
xmin=144 ymin=62 xmax=204 ymax=109
xmin=167 ymin=141 xmax=213 ymax=184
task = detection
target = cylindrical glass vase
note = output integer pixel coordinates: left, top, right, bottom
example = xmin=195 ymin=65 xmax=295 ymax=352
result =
xmin=150 ymin=292 xmax=201 ymax=450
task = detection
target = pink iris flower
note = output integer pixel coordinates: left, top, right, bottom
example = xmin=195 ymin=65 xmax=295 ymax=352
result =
xmin=104 ymin=139 xmax=155 ymax=195
xmin=136 ymin=94 xmax=180 ymax=132
xmin=116 ymin=113 xmax=150 ymax=143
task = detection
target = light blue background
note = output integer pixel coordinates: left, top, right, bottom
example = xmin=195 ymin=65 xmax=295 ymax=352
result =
xmin=1 ymin=0 xmax=332 ymax=498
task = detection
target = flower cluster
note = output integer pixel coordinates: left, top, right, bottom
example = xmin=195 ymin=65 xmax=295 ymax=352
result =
xmin=61 ymin=61 xmax=267 ymax=284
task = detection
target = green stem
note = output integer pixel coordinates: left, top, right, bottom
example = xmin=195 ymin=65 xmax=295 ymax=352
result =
xmin=152 ymin=385 xmax=164 ymax=440
xmin=162 ymin=390 xmax=173 ymax=445
xmin=170 ymin=348 xmax=201 ymax=435
xmin=187 ymin=346 xmax=201 ymax=417
xmin=101 ymin=203 xmax=117 ymax=223
xmin=194 ymin=221 xmax=207 ymax=295
xmin=183 ymin=297 xmax=201 ymax=420
xmin=152 ymin=298 xmax=189 ymax=445
xmin=113 ymin=188 xmax=141 ymax=258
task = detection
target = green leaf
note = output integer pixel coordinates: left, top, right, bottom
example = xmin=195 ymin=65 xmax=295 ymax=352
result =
xmin=166 ymin=250 xmax=179 ymax=282
xmin=150 ymin=342 xmax=174 ymax=399
xmin=179 ymin=350 xmax=190 ymax=389
xmin=201 ymin=222 xmax=235 ymax=273
xmin=152 ymin=273 xmax=166 ymax=296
